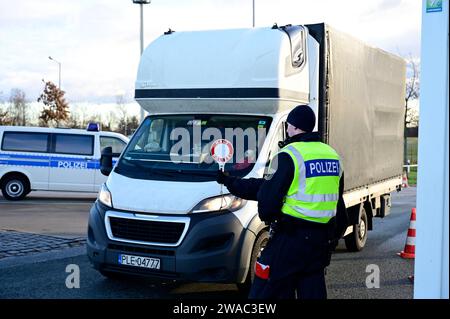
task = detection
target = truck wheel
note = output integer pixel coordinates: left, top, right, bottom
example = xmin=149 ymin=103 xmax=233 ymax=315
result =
xmin=344 ymin=206 xmax=368 ymax=252
xmin=237 ymin=230 xmax=269 ymax=294
xmin=1 ymin=175 xmax=29 ymax=201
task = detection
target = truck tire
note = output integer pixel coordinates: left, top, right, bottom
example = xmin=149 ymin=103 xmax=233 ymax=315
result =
xmin=1 ymin=175 xmax=30 ymax=201
xmin=237 ymin=230 xmax=269 ymax=294
xmin=344 ymin=205 xmax=368 ymax=252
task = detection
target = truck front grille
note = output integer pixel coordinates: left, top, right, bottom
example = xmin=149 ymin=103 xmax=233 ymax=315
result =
xmin=108 ymin=215 xmax=187 ymax=245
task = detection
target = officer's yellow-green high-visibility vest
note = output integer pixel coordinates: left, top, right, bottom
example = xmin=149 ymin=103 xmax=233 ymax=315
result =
xmin=278 ymin=142 xmax=342 ymax=224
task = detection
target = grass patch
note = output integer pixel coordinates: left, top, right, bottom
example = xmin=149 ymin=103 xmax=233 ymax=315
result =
xmin=406 ymin=167 xmax=417 ymax=186
xmin=405 ymin=137 xmax=418 ymax=185
xmin=406 ymin=137 xmax=418 ymax=164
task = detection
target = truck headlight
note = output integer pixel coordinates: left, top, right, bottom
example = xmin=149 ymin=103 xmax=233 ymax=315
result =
xmin=191 ymin=194 xmax=246 ymax=213
xmin=98 ymin=183 xmax=113 ymax=207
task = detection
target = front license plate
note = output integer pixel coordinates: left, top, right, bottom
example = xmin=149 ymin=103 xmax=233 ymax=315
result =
xmin=118 ymin=254 xmax=160 ymax=270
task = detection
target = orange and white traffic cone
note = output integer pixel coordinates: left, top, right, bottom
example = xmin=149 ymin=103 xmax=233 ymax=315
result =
xmin=402 ymin=173 xmax=409 ymax=188
xmin=398 ymin=208 xmax=416 ymax=259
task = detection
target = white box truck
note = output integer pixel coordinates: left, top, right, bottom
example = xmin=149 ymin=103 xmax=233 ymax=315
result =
xmin=87 ymin=24 xmax=406 ymax=287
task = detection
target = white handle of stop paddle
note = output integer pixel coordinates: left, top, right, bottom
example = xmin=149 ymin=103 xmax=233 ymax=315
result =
xmin=219 ymin=163 xmax=224 ymax=208
xmin=211 ymin=139 xmax=233 ymax=210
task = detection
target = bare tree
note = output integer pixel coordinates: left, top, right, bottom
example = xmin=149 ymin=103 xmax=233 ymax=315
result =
xmin=404 ymin=57 xmax=420 ymax=164
xmin=37 ymin=80 xmax=70 ymax=127
xmin=9 ymin=88 xmax=28 ymax=126
xmin=103 ymin=110 xmax=117 ymax=132
xmin=66 ymin=112 xmax=82 ymax=128
xmin=127 ymin=115 xmax=139 ymax=136
xmin=405 ymin=58 xmax=420 ymax=126
xmin=0 ymin=107 xmax=11 ymax=125
xmin=116 ymin=94 xmax=128 ymax=135
xmin=86 ymin=114 xmax=102 ymax=128
xmin=118 ymin=115 xmax=139 ymax=136
xmin=74 ymin=104 xmax=88 ymax=128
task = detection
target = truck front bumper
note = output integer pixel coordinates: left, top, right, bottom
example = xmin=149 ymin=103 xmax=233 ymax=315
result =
xmin=87 ymin=201 xmax=256 ymax=283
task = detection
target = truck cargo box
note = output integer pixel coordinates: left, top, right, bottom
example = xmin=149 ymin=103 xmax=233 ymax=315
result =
xmin=308 ymin=23 xmax=406 ymax=192
xmin=134 ymin=27 xmax=315 ymax=116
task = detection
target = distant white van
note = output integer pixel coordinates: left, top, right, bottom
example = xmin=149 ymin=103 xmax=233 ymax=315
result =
xmin=0 ymin=125 xmax=129 ymax=200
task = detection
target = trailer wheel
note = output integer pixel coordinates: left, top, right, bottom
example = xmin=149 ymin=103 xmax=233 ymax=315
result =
xmin=344 ymin=205 xmax=368 ymax=252
xmin=1 ymin=174 xmax=30 ymax=201
xmin=237 ymin=230 xmax=269 ymax=294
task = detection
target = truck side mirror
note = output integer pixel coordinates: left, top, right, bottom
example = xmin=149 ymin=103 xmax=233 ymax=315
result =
xmin=100 ymin=146 xmax=113 ymax=176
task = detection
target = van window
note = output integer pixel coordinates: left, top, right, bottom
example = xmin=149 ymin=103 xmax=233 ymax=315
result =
xmin=54 ymin=134 xmax=94 ymax=156
xmin=116 ymin=114 xmax=272 ymax=182
xmin=100 ymin=136 xmax=126 ymax=157
xmin=2 ymin=132 xmax=49 ymax=153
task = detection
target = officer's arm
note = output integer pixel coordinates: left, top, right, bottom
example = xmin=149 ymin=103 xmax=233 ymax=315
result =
xmin=256 ymin=152 xmax=294 ymax=223
xmin=334 ymin=172 xmax=348 ymax=240
xmin=223 ymin=177 xmax=265 ymax=201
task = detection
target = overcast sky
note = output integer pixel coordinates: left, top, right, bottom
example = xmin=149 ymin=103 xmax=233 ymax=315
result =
xmin=0 ymin=0 xmax=422 ymax=104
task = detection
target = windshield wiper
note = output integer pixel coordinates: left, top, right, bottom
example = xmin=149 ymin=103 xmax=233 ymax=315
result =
xmin=121 ymin=158 xmax=175 ymax=177
xmin=122 ymin=158 xmax=215 ymax=178
xmin=160 ymin=168 xmax=216 ymax=177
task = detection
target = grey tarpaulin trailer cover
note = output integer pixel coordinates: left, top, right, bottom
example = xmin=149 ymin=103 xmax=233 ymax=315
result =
xmin=308 ymin=23 xmax=406 ymax=192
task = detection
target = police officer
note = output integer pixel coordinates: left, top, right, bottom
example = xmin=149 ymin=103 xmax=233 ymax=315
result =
xmin=217 ymin=104 xmax=348 ymax=299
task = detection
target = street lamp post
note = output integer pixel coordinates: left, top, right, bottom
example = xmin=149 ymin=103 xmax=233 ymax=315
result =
xmin=48 ymin=56 xmax=61 ymax=89
xmin=132 ymin=0 xmax=151 ymax=122
xmin=252 ymin=0 xmax=255 ymax=27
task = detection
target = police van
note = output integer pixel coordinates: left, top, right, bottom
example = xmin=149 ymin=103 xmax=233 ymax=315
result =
xmin=0 ymin=124 xmax=129 ymax=200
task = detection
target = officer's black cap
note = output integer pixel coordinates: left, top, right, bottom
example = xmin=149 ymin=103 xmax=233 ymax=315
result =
xmin=286 ymin=105 xmax=316 ymax=132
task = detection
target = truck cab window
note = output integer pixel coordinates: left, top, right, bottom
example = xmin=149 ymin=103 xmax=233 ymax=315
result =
xmin=117 ymin=114 xmax=272 ymax=182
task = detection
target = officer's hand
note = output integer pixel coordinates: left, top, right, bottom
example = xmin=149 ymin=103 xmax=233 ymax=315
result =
xmin=216 ymin=170 xmax=230 ymax=185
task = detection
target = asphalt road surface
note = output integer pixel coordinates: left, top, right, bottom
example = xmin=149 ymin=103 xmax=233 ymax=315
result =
xmin=0 ymin=191 xmax=96 ymax=238
xmin=0 ymin=188 xmax=416 ymax=299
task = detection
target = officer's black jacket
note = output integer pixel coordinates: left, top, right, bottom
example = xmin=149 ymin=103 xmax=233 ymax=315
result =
xmin=224 ymin=132 xmax=348 ymax=239
xmin=222 ymin=132 xmax=349 ymax=281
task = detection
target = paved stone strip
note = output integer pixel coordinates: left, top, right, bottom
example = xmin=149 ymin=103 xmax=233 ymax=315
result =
xmin=0 ymin=230 xmax=86 ymax=259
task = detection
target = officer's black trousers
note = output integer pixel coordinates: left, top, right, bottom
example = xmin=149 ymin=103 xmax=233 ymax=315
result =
xmin=248 ymin=269 xmax=327 ymax=299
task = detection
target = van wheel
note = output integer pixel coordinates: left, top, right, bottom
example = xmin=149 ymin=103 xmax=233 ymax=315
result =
xmin=1 ymin=175 xmax=29 ymax=201
xmin=237 ymin=230 xmax=269 ymax=294
xmin=344 ymin=206 xmax=368 ymax=252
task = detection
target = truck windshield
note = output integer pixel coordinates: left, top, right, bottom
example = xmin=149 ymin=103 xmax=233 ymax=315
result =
xmin=115 ymin=114 xmax=272 ymax=182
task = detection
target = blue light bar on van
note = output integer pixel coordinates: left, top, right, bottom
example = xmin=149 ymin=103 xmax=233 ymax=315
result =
xmin=87 ymin=123 xmax=100 ymax=132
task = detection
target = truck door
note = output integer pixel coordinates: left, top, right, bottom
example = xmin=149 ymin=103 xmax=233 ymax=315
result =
xmin=49 ymin=133 xmax=96 ymax=192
